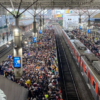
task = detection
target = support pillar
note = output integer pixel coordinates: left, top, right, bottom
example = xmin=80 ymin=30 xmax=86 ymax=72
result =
xmin=43 ymin=15 xmax=44 ymax=31
xmin=88 ymin=15 xmax=91 ymax=38
xmin=39 ymin=16 xmax=42 ymax=30
xmin=79 ymin=15 xmax=81 ymax=34
xmin=13 ymin=17 xmax=23 ymax=79
xmin=88 ymin=15 xmax=90 ymax=27
xmin=33 ymin=16 xmax=36 ymax=37
xmin=33 ymin=16 xmax=37 ymax=47
xmin=6 ymin=18 xmax=9 ymax=42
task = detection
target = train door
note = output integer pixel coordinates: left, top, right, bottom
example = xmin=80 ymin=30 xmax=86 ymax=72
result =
xmin=87 ymin=69 xmax=91 ymax=85
xmin=78 ymin=56 xmax=80 ymax=63
xmin=80 ymin=59 xmax=83 ymax=67
xmin=80 ymin=58 xmax=84 ymax=72
xmin=92 ymin=80 xmax=99 ymax=100
xmin=98 ymin=87 xmax=100 ymax=100
xmin=83 ymin=65 xmax=89 ymax=83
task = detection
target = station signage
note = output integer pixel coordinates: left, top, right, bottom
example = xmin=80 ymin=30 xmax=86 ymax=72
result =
xmin=79 ymin=26 xmax=82 ymax=30
xmin=8 ymin=55 xmax=11 ymax=59
xmin=39 ymin=30 xmax=42 ymax=34
xmin=14 ymin=57 xmax=21 ymax=68
xmin=33 ymin=37 xmax=37 ymax=43
xmin=88 ymin=29 xmax=91 ymax=33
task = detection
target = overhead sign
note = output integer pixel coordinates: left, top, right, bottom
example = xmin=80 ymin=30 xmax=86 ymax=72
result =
xmin=88 ymin=29 xmax=91 ymax=33
xmin=39 ymin=30 xmax=42 ymax=34
xmin=14 ymin=57 xmax=21 ymax=68
xmin=79 ymin=26 xmax=82 ymax=30
xmin=33 ymin=37 xmax=37 ymax=43
xmin=8 ymin=55 xmax=11 ymax=59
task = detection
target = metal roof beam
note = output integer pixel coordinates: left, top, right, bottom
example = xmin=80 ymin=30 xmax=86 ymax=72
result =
xmin=18 ymin=0 xmax=38 ymax=17
xmin=17 ymin=0 xmax=22 ymax=16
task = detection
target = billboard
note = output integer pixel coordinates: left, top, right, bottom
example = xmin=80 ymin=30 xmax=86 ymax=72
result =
xmin=14 ymin=57 xmax=21 ymax=68
xmin=56 ymin=14 xmax=63 ymax=17
xmin=66 ymin=9 xmax=73 ymax=14
xmin=54 ymin=14 xmax=63 ymax=18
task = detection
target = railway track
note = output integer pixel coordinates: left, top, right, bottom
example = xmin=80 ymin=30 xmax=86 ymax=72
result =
xmin=56 ymin=34 xmax=81 ymax=100
xmin=54 ymin=24 xmax=81 ymax=100
xmin=54 ymin=23 xmax=94 ymax=100
xmin=0 ymin=45 xmax=13 ymax=58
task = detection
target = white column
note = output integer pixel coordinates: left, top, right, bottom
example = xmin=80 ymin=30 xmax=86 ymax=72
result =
xmin=13 ymin=17 xmax=23 ymax=79
xmin=79 ymin=15 xmax=81 ymax=34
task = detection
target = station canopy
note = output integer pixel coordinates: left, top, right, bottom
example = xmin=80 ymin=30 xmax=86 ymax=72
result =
xmin=0 ymin=0 xmax=100 ymax=9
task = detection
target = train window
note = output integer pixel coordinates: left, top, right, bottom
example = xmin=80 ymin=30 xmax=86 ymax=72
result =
xmin=93 ymin=80 xmax=96 ymax=89
xmin=88 ymin=72 xmax=91 ymax=81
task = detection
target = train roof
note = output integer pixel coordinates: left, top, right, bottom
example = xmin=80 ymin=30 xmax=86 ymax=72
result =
xmin=74 ymin=40 xmax=86 ymax=50
xmin=71 ymin=40 xmax=87 ymax=56
xmin=92 ymin=61 xmax=100 ymax=74
xmin=84 ymin=53 xmax=99 ymax=63
xmin=82 ymin=56 xmax=100 ymax=86
xmin=63 ymin=30 xmax=100 ymax=85
xmin=67 ymin=32 xmax=73 ymax=36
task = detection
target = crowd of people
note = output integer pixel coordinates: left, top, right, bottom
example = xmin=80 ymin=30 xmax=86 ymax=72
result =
xmin=0 ymin=28 xmax=63 ymax=100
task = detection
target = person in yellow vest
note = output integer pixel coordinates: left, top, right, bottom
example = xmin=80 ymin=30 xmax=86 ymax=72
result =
xmin=26 ymin=79 xmax=31 ymax=86
xmin=56 ymin=67 xmax=58 ymax=72
xmin=45 ymin=94 xmax=49 ymax=99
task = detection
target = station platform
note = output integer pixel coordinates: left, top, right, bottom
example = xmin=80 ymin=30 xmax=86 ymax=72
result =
xmin=0 ymin=27 xmax=62 ymax=100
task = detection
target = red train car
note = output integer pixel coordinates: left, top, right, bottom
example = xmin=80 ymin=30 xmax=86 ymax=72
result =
xmin=62 ymin=30 xmax=100 ymax=100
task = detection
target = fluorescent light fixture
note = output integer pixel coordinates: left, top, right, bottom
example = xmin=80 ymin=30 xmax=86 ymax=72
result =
xmin=14 ymin=28 xmax=19 ymax=33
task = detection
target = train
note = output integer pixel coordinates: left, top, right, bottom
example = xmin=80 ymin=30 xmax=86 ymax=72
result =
xmin=62 ymin=30 xmax=100 ymax=100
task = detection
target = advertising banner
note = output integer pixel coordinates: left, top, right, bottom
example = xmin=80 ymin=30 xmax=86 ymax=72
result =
xmin=14 ymin=57 xmax=21 ymax=68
